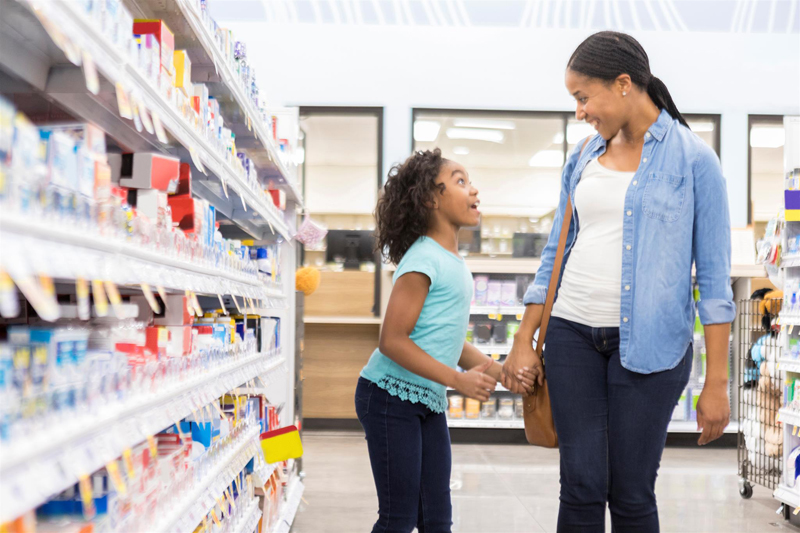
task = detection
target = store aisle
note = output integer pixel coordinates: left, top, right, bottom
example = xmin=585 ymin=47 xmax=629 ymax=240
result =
xmin=292 ymin=431 xmax=797 ymax=533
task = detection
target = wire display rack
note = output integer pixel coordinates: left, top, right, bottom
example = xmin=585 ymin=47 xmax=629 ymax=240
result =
xmin=738 ymin=298 xmax=783 ymax=498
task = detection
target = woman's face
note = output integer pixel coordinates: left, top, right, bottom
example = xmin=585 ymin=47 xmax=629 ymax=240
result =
xmin=565 ymin=69 xmax=629 ymax=141
xmin=434 ymin=160 xmax=481 ymax=228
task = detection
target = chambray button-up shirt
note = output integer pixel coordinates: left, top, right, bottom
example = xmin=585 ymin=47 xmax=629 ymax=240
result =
xmin=524 ymin=110 xmax=735 ymax=374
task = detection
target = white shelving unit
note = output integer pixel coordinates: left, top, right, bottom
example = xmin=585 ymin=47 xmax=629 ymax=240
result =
xmin=0 ymin=0 xmax=304 ymax=528
xmin=271 ymin=477 xmax=305 ymax=533
xmin=773 ymin=116 xmax=800 ymax=513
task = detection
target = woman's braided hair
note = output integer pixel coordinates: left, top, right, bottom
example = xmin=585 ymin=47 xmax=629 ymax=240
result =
xmin=568 ymin=31 xmax=688 ymax=128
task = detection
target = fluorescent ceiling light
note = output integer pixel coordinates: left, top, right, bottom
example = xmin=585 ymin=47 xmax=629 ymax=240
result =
xmin=452 ymin=146 xmax=470 ymax=155
xmin=553 ymin=132 xmax=565 ymax=144
xmin=446 ymin=128 xmax=505 ymax=143
xmin=567 ymin=122 xmax=596 ymax=144
xmin=414 ymin=121 xmax=441 ymax=142
xmin=529 ymin=150 xmax=565 ymax=167
xmin=452 ymin=118 xmax=516 ymax=130
xmin=750 ymin=126 xmax=785 ymax=148
xmin=688 ymin=121 xmax=715 ymax=132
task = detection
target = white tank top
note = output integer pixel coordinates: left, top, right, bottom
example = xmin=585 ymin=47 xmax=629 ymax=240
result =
xmin=551 ymin=158 xmax=635 ymax=328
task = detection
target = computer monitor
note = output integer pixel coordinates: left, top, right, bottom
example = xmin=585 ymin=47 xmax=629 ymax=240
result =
xmin=325 ymin=230 xmax=377 ymax=269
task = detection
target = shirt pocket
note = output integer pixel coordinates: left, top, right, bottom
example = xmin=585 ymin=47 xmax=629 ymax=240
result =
xmin=642 ymin=172 xmax=687 ymax=223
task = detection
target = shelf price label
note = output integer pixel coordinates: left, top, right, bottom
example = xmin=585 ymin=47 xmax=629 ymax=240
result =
xmin=81 ymin=51 xmax=100 ymax=96
xmin=106 ymin=460 xmax=127 ymax=496
xmin=217 ymin=294 xmax=228 ymax=315
xmin=105 ymin=281 xmax=125 ymax=319
xmin=115 ymin=82 xmax=133 ymax=120
xmin=0 ymin=270 xmax=20 ymax=319
xmin=152 ymin=112 xmax=169 ymax=144
xmin=141 ymin=283 xmax=161 ymax=313
xmin=139 ymin=104 xmax=155 ymax=135
xmin=210 ymin=508 xmax=222 ymax=527
xmin=122 ymin=448 xmax=136 ymax=480
xmin=92 ymin=279 xmax=109 ymax=317
xmin=78 ymin=474 xmax=97 ymax=520
xmin=189 ymin=148 xmax=207 ymax=176
xmin=147 ymin=435 xmax=158 ymax=459
xmin=76 ymin=278 xmax=90 ymax=320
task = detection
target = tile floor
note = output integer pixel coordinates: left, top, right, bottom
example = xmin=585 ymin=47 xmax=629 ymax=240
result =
xmin=291 ymin=430 xmax=799 ymax=533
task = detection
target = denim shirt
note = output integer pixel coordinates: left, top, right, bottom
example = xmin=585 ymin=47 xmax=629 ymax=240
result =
xmin=523 ymin=110 xmax=735 ymax=374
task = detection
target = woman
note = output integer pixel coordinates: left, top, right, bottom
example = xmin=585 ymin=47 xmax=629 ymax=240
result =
xmin=503 ymin=31 xmax=734 ymax=532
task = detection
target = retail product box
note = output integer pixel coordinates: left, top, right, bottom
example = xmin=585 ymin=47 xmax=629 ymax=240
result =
xmin=516 ymin=275 xmax=533 ymax=304
xmin=487 ymin=281 xmax=502 ymax=307
xmin=672 ymin=392 xmax=689 ymax=421
xmin=145 ymin=326 xmax=168 ymax=358
xmin=168 ymin=195 xmax=202 ymax=234
xmin=166 ymin=325 xmax=193 ymax=357
xmin=154 ymin=294 xmax=193 ymax=326
xmin=159 ymin=66 xmax=176 ymax=104
xmin=136 ymin=33 xmax=160 ymax=82
xmin=129 ymin=188 xmax=167 ymax=221
xmin=172 ymin=162 xmax=192 ymax=196
xmin=173 ymin=50 xmax=192 ymax=96
xmin=448 ymin=395 xmax=464 ymax=419
xmin=465 ymin=399 xmax=480 ymax=420
xmin=475 ymin=322 xmax=492 ymax=344
xmin=492 ymin=322 xmax=507 ymax=344
xmin=268 ymin=189 xmax=286 ymax=210
xmin=501 ymin=281 xmax=516 ymax=307
xmin=107 ymin=153 xmax=122 ymax=184
xmin=119 ymin=153 xmax=180 ymax=192
xmin=474 ymin=276 xmax=489 ymax=306
xmin=133 ymin=20 xmax=174 ymax=73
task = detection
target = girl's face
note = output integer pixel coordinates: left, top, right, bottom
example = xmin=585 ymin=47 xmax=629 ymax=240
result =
xmin=434 ymin=160 xmax=481 ymax=228
xmin=565 ymin=69 xmax=630 ymax=141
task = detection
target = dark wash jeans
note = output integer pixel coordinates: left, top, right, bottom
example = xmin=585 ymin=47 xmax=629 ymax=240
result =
xmin=355 ymin=377 xmax=452 ymax=533
xmin=545 ymin=317 xmax=692 ymax=533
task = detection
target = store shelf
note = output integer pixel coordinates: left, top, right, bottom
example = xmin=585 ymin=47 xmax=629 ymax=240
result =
xmin=774 ymin=484 xmax=800 ymax=509
xmin=471 ymin=305 xmax=526 ymax=317
xmin=780 ymin=314 xmax=800 ymax=328
xmin=466 ymin=258 xmax=541 ymax=274
xmin=474 ymin=344 xmax=512 ymax=355
xmin=233 ymin=498 xmax=264 ymax=533
xmin=304 ymin=316 xmax=383 ymax=325
xmin=2 ymin=0 xmax=290 ymax=240
xmin=730 ymin=264 xmax=767 ymax=279
xmin=0 ymin=212 xmax=283 ymax=301
xmin=271 ymin=476 xmax=305 ymax=533
xmin=153 ymin=424 xmax=261 ymax=533
xmin=172 ymin=0 xmax=302 ymax=205
xmin=783 ymin=254 xmax=800 ymax=268
xmin=779 ymin=408 xmax=800 ymax=428
xmin=0 ymin=352 xmax=285 ymax=523
xmin=780 ymin=358 xmax=800 ymax=374
xmin=446 ymin=418 xmax=739 ymax=433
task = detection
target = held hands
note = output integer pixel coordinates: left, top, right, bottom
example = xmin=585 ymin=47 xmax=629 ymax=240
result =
xmin=502 ymin=336 xmax=545 ymax=395
xmin=453 ymin=360 xmax=497 ymax=402
xmin=696 ymin=381 xmax=730 ymax=446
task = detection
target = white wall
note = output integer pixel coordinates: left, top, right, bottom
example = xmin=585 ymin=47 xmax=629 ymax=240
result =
xmin=223 ymin=22 xmax=800 ymax=227
xmin=305 ymin=165 xmax=378 ymax=214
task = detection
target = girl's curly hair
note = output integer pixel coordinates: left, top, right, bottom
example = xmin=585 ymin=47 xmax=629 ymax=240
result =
xmin=375 ymin=149 xmax=446 ymax=265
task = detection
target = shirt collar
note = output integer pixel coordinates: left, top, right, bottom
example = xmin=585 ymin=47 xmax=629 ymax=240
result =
xmin=648 ymin=108 xmax=673 ymax=141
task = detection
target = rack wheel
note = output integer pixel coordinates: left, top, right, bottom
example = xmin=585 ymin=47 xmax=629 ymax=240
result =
xmin=740 ymin=482 xmax=754 ymax=499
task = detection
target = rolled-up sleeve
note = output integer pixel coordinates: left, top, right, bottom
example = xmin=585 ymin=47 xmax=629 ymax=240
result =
xmin=522 ymin=140 xmax=584 ymax=306
xmin=692 ymin=145 xmax=736 ymax=325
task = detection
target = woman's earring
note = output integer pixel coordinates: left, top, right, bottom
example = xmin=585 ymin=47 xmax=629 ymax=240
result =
xmin=622 ymin=92 xmax=627 ymax=96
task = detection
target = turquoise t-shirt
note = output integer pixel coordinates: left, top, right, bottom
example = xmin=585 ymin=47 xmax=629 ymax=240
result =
xmin=361 ymin=237 xmax=474 ymax=413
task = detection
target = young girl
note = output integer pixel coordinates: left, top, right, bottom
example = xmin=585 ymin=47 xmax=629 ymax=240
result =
xmin=355 ymin=149 xmax=534 ymax=532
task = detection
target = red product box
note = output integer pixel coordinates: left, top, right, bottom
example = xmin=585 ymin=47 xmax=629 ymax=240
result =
xmin=133 ymin=20 xmax=175 ymax=73
xmin=120 ymin=152 xmax=180 ymax=192
xmin=171 ymin=162 xmax=192 ymax=196
xmin=145 ymin=326 xmax=168 ymax=358
xmin=268 ymin=189 xmax=285 ymax=211
xmin=154 ymin=294 xmax=193 ymax=326
xmin=168 ymin=195 xmax=203 ymax=233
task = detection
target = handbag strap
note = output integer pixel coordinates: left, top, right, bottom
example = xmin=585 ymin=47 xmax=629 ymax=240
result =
xmin=535 ymin=137 xmax=591 ymax=357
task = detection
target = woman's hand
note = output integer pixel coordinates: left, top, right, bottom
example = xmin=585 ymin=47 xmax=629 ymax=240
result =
xmin=502 ymin=335 xmax=544 ymax=394
xmin=452 ymin=360 xmax=497 ymax=402
xmin=696 ymin=381 xmax=730 ymax=445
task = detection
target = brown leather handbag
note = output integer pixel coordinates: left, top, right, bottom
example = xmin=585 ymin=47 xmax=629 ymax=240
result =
xmin=523 ymin=139 xmax=588 ymax=448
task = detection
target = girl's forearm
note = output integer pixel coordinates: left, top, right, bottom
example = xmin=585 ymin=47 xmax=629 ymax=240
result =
xmin=459 ymin=342 xmax=502 ymax=381
xmin=380 ymin=335 xmax=459 ymax=388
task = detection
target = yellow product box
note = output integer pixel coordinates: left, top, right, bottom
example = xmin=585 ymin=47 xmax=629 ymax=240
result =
xmin=173 ymin=50 xmax=192 ymax=96
xmin=465 ymin=398 xmax=481 ymax=420
xmin=448 ymin=395 xmax=464 ymax=419
xmin=260 ymin=425 xmax=303 ymax=463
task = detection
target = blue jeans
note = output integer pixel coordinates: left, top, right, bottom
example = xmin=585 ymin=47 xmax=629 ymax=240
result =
xmin=545 ymin=317 xmax=692 ymax=533
xmin=355 ymin=377 xmax=452 ymax=533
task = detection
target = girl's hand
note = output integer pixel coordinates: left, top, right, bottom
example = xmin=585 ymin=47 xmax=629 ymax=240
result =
xmin=696 ymin=382 xmax=730 ymax=445
xmin=452 ymin=360 xmax=497 ymax=402
xmin=503 ymin=337 xmax=544 ymax=393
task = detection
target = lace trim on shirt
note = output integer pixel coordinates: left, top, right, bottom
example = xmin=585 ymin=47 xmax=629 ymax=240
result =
xmin=376 ymin=376 xmax=448 ymax=413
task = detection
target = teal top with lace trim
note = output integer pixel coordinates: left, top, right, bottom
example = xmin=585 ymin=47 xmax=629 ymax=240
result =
xmin=361 ymin=237 xmax=474 ymax=413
